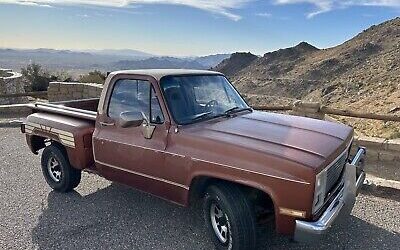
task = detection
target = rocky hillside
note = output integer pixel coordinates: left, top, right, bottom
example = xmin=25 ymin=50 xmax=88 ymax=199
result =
xmin=216 ymin=17 xmax=400 ymax=138
xmin=212 ymin=52 xmax=258 ymax=77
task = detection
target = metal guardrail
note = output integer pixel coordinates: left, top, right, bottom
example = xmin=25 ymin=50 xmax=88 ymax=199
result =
xmin=319 ymin=106 xmax=400 ymax=122
xmin=253 ymin=102 xmax=400 ymax=122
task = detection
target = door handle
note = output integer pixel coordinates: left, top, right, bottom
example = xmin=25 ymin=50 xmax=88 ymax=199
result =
xmin=100 ymin=122 xmax=115 ymax=127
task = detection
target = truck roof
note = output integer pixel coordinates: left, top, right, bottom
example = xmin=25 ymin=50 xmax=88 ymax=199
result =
xmin=110 ymin=69 xmax=223 ymax=81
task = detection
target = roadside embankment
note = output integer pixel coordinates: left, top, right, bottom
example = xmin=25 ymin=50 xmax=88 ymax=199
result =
xmin=0 ymin=69 xmax=28 ymax=105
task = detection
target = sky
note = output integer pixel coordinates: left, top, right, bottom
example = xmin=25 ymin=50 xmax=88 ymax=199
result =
xmin=0 ymin=0 xmax=399 ymax=56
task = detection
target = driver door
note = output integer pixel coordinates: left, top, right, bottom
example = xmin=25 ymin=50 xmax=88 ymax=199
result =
xmin=93 ymin=77 xmax=169 ymax=195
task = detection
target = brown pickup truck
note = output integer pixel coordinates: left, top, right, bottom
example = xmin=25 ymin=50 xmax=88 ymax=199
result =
xmin=21 ymin=69 xmax=366 ymax=250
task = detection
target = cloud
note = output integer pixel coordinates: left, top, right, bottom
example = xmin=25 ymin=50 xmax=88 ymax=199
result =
xmin=77 ymin=13 xmax=89 ymax=18
xmin=0 ymin=0 xmax=256 ymax=21
xmin=4 ymin=0 xmax=399 ymax=20
xmin=256 ymin=12 xmax=273 ymax=18
xmin=274 ymin=0 xmax=400 ymax=18
xmin=2 ymin=0 xmax=53 ymax=8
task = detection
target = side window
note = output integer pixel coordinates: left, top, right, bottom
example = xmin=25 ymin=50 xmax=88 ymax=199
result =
xmin=151 ymin=87 xmax=165 ymax=124
xmin=108 ymin=79 xmax=150 ymax=120
xmin=136 ymin=80 xmax=150 ymax=120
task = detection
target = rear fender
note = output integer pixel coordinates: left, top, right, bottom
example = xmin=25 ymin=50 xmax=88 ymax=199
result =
xmin=24 ymin=113 xmax=95 ymax=170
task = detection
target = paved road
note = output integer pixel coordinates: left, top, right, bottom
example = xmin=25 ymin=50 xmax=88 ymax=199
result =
xmin=0 ymin=128 xmax=399 ymax=250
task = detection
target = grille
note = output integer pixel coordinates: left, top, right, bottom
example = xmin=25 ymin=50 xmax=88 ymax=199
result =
xmin=325 ymin=152 xmax=348 ymax=196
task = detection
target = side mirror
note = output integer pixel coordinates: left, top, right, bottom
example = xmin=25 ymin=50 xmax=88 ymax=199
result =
xmin=118 ymin=111 xmax=144 ymax=128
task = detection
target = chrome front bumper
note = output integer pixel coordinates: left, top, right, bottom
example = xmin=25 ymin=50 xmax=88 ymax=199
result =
xmin=294 ymin=147 xmax=366 ymax=242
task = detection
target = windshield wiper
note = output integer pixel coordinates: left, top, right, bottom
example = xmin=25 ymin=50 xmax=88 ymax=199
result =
xmin=224 ymin=106 xmax=239 ymax=114
xmin=224 ymin=106 xmax=252 ymax=116
xmin=191 ymin=111 xmax=213 ymax=122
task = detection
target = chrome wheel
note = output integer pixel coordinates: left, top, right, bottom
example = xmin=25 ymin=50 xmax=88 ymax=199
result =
xmin=47 ymin=156 xmax=62 ymax=182
xmin=210 ymin=203 xmax=230 ymax=244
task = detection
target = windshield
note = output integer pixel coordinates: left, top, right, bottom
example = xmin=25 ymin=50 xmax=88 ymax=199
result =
xmin=161 ymin=74 xmax=250 ymax=125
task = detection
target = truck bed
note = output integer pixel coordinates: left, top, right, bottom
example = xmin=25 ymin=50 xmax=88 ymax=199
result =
xmin=23 ymin=98 xmax=99 ymax=170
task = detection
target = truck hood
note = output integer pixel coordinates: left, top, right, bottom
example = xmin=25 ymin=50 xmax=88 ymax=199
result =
xmin=188 ymin=111 xmax=353 ymax=170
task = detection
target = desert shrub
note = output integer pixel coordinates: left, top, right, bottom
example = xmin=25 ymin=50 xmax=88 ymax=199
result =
xmin=79 ymin=70 xmax=106 ymax=84
xmin=52 ymin=71 xmax=74 ymax=82
xmin=21 ymin=63 xmax=55 ymax=91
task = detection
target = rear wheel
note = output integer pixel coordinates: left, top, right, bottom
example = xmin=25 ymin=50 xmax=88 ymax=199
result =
xmin=41 ymin=144 xmax=81 ymax=192
xmin=203 ymin=183 xmax=257 ymax=250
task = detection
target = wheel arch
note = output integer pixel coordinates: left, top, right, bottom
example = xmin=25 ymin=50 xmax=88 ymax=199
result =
xmin=26 ymin=134 xmax=68 ymax=155
xmin=26 ymin=134 xmax=47 ymax=154
xmin=188 ymin=174 xmax=276 ymax=213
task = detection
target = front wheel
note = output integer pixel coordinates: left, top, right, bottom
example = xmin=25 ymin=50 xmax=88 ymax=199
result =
xmin=41 ymin=144 xmax=81 ymax=192
xmin=203 ymin=183 xmax=257 ymax=250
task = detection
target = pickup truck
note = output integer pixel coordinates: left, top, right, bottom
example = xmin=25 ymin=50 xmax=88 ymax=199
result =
xmin=21 ymin=69 xmax=366 ymax=250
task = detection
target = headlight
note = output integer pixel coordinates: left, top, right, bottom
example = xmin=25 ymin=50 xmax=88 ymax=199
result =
xmin=312 ymin=170 xmax=327 ymax=214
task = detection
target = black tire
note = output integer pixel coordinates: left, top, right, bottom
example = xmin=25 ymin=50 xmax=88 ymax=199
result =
xmin=203 ymin=182 xmax=257 ymax=250
xmin=41 ymin=143 xmax=81 ymax=192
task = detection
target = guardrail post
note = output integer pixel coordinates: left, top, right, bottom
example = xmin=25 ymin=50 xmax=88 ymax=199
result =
xmin=291 ymin=101 xmax=325 ymax=120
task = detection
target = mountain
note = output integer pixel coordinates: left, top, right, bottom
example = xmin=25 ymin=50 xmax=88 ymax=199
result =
xmin=212 ymin=52 xmax=258 ymax=76
xmin=0 ymin=48 xmax=230 ymax=72
xmin=215 ymin=17 xmax=400 ymax=138
xmin=113 ymin=56 xmax=206 ymax=70
xmin=194 ymin=54 xmax=231 ymax=68
xmin=84 ymin=49 xmax=154 ymax=59
xmin=112 ymin=54 xmax=232 ymax=70
xmin=0 ymin=48 xmax=122 ymax=70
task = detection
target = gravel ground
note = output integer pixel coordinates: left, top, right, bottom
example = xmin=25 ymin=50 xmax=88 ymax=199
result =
xmin=0 ymin=128 xmax=399 ymax=250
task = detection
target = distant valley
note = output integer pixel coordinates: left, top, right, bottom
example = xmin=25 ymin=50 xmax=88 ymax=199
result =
xmin=0 ymin=48 xmax=230 ymax=73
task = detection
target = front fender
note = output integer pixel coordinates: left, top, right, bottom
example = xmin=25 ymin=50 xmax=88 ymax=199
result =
xmin=186 ymin=158 xmax=314 ymax=235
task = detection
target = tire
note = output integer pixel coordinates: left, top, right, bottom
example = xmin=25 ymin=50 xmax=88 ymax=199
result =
xmin=41 ymin=143 xmax=81 ymax=192
xmin=203 ymin=182 xmax=257 ymax=250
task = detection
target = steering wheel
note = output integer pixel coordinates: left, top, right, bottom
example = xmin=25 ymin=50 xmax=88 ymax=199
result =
xmin=205 ymin=100 xmax=219 ymax=111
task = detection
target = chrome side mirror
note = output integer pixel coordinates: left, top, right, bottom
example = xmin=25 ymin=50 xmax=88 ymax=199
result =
xmin=118 ymin=111 xmax=144 ymax=128
xmin=140 ymin=111 xmax=150 ymax=126
xmin=140 ymin=112 xmax=155 ymax=139
xmin=118 ymin=111 xmax=155 ymax=139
